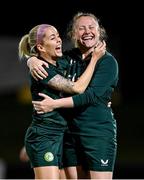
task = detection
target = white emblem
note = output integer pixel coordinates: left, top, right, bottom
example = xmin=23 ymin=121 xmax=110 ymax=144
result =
xmin=44 ymin=152 xmax=54 ymax=162
xmin=101 ymin=159 xmax=109 ymax=166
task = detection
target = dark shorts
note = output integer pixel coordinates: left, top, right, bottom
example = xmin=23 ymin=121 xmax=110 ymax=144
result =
xmin=25 ymin=123 xmax=66 ymax=168
xmin=63 ymin=129 xmax=117 ymax=171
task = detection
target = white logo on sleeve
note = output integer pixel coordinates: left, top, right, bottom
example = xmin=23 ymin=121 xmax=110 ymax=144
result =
xmin=101 ymin=159 xmax=109 ymax=166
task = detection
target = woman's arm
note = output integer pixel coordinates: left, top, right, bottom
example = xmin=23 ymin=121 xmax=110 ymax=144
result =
xmin=28 ymin=42 xmax=106 ymax=94
xmin=72 ymin=55 xmax=119 ymax=107
xmin=45 ymin=42 xmax=106 ymax=94
xmin=33 ymin=54 xmax=118 ymax=113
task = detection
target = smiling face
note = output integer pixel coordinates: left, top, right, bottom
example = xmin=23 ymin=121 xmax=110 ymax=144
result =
xmin=73 ymin=16 xmax=100 ymax=51
xmin=37 ymin=26 xmax=62 ymax=60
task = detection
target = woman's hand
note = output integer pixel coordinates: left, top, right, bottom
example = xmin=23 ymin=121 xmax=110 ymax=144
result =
xmin=32 ymin=93 xmax=55 ymax=113
xmin=92 ymin=41 xmax=106 ymax=61
xmin=27 ymin=57 xmax=48 ymax=80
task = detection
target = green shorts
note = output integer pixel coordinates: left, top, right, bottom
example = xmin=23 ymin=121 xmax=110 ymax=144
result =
xmin=63 ymin=128 xmax=117 ymax=171
xmin=25 ymin=122 xmax=67 ymax=168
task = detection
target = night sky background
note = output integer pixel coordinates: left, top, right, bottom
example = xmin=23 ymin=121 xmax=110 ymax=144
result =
xmin=0 ymin=0 xmax=143 ymax=179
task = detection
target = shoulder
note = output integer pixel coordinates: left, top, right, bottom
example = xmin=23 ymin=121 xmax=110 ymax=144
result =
xmin=99 ymin=52 xmax=119 ymax=68
xmin=96 ymin=52 xmax=119 ymax=78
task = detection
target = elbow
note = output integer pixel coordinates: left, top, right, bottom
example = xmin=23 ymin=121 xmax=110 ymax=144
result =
xmin=78 ymin=88 xmax=85 ymax=94
xmin=73 ymin=86 xmax=85 ymax=94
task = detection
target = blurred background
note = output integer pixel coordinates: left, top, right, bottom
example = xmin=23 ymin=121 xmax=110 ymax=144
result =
xmin=0 ymin=0 xmax=143 ymax=179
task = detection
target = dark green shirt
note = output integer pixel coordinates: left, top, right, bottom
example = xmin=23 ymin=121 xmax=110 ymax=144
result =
xmin=72 ymin=52 xmax=119 ymax=107
xmin=63 ymin=49 xmax=119 ymax=136
xmin=30 ymin=57 xmax=70 ymax=126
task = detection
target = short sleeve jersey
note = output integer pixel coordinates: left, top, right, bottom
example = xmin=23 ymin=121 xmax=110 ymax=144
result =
xmin=30 ymin=56 xmax=70 ymax=126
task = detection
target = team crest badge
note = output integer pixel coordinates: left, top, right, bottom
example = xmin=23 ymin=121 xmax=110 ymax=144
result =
xmin=44 ymin=152 xmax=54 ymax=162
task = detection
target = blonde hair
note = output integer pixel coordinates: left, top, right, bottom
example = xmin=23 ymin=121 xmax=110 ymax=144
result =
xmin=18 ymin=24 xmax=51 ymax=60
xmin=67 ymin=12 xmax=107 ymax=47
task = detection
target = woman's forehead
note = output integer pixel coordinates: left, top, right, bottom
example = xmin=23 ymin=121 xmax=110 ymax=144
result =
xmin=76 ymin=16 xmax=97 ymax=26
xmin=45 ymin=26 xmax=58 ymax=35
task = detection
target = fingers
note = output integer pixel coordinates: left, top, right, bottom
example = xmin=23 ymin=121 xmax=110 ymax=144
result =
xmin=36 ymin=111 xmax=44 ymax=114
xmin=34 ymin=105 xmax=42 ymax=111
xmin=28 ymin=58 xmax=48 ymax=80
xmin=33 ymin=103 xmax=42 ymax=111
xmin=42 ymin=61 xmax=49 ymax=68
xmin=32 ymin=101 xmax=41 ymax=105
xmin=32 ymin=102 xmax=46 ymax=114
xmin=30 ymin=61 xmax=49 ymax=80
xmin=32 ymin=66 xmax=48 ymax=80
xmin=101 ymin=41 xmax=106 ymax=50
xmin=32 ymin=94 xmax=50 ymax=106
xmin=94 ymin=41 xmax=106 ymax=54
xmin=31 ymin=69 xmax=44 ymax=80
xmin=32 ymin=94 xmax=53 ymax=113
xmin=92 ymin=41 xmax=106 ymax=60
xmin=95 ymin=41 xmax=106 ymax=50
xmin=38 ymin=93 xmax=50 ymax=99
xmin=37 ymin=63 xmax=48 ymax=77
xmin=31 ymin=71 xmax=39 ymax=81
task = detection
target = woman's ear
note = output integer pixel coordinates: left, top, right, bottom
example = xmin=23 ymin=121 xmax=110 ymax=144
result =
xmin=37 ymin=44 xmax=45 ymax=52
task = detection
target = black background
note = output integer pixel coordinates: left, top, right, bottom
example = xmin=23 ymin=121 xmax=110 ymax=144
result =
xmin=0 ymin=0 xmax=144 ymax=179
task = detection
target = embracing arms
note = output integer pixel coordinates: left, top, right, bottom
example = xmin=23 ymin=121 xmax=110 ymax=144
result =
xmin=28 ymin=42 xmax=106 ymax=94
xmin=33 ymin=54 xmax=119 ymax=113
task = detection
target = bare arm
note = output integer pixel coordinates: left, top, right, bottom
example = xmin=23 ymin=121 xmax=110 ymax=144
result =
xmin=27 ymin=55 xmax=99 ymax=94
xmin=47 ymin=42 xmax=106 ymax=94
xmin=33 ymin=52 xmax=118 ymax=114
xmin=33 ymin=93 xmax=111 ymax=114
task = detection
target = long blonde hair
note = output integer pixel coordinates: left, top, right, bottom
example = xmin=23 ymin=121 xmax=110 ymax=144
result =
xmin=18 ymin=24 xmax=51 ymax=60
